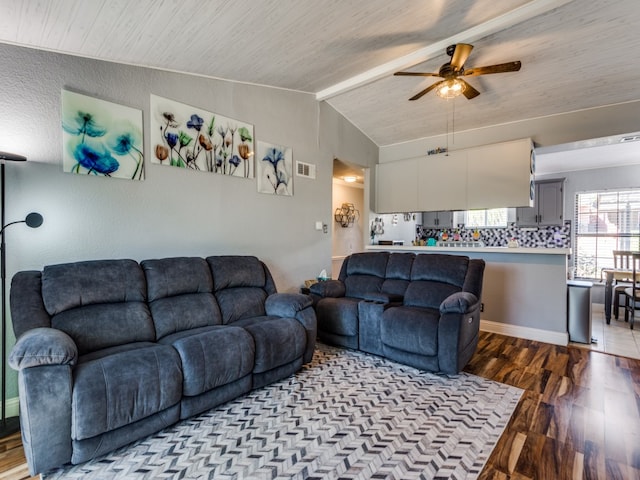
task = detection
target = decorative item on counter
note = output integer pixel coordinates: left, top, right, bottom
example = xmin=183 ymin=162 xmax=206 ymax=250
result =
xmin=427 ymin=147 xmax=448 ymax=156
xmin=370 ymin=217 xmax=385 ymax=243
xmin=427 ymin=238 xmax=437 ymax=246
xmin=441 ymin=229 xmax=449 ymax=241
xmin=453 ymin=229 xmax=460 ymax=241
xmin=507 ymin=238 xmax=519 ymax=248
xmin=472 ymin=229 xmax=481 ymax=241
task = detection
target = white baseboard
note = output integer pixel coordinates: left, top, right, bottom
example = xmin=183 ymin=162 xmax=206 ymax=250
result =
xmin=480 ymin=319 xmax=569 ymax=346
xmin=1 ymin=396 xmax=19 ymax=418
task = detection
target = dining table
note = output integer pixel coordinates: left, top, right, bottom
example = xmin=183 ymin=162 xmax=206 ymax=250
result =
xmin=602 ymin=268 xmax=639 ymax=323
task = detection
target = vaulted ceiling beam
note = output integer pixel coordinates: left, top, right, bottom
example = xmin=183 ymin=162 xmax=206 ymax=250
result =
xmin=315 ymin=0 xmax=574 ymax=101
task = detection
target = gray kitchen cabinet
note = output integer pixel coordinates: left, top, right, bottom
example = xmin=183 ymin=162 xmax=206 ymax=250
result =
xmin=422 ymin=211 xmax=453 ymax=228
xmin=516 ymin=179 xmax=564 ymax=226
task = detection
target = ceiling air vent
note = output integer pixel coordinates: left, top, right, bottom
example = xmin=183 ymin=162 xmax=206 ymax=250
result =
xmin=620 ymin=135 xmax=640 ymax=143
xmin=296 ymin=161 xmax=316 ymax=179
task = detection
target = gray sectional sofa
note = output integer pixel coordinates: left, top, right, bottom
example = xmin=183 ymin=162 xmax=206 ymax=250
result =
xmin=9 ymin=255 xmax=316 ymax=476
xmin=309 ymin=252 xmax=485 ymax=374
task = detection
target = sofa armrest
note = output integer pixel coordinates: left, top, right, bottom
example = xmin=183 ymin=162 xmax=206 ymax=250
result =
xmin=265 ymin=293 xmax=312 ymax=317
xmin=309 ymin=280 xmax=345 ymax=298
xmin=9 ymin=328 xmax=78 ymax=371
xmin=266 ymin=293 xmax=317 ymax=364
xmin=439 ymin=292 xmax=479 ymax=315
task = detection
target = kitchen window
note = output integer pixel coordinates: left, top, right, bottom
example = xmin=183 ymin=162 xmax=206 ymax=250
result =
xmin=574 ymin=189 xmax=640 ymax=279
xmin=453 ymin=208 xmax=509 ymax=228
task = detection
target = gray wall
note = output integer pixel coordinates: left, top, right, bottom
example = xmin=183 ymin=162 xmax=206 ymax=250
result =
xmin=0 ymin=43 xmax=377 ymax=399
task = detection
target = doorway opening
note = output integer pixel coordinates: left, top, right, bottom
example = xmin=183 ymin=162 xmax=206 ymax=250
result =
xmin=331 ymin=158 xmax=368 ymax=278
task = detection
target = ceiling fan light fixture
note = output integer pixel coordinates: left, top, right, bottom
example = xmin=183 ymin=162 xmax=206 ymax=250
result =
xmin=436 ymin=79 xmax=466 ymax=99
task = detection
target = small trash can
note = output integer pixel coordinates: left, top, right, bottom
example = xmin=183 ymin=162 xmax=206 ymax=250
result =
xmin=567 ymin=280 xmax=593 ymax=344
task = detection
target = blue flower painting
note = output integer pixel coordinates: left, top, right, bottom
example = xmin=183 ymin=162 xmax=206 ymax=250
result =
xmin=61 ymin=90 xmax=144 ymax=180
xmin=150 ymin=94 xmax=254 ymax=178
xmin=256 ymin=141 xmax=293 ymax=196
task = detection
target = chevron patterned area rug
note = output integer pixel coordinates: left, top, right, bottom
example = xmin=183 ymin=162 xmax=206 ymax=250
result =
xmin=44 ymin=343 xmax=522 ymax=480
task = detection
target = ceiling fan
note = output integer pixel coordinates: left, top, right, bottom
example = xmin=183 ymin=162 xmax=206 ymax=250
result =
xmin=394 ymin=43 xmax=521 ymax=101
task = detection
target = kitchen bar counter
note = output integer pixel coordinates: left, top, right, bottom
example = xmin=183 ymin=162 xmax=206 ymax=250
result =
xmin=366 ymin=244 xmax=571 ymax=345
xmin=366 ymin=245 xmax=570 ymax=255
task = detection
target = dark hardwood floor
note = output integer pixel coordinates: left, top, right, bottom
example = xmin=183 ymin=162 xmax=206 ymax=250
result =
xmin=1 ymin=331 xmax=639 ymax=479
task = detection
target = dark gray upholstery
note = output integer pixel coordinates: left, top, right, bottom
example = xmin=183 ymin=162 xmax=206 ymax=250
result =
xmin=310 ymin=252 xmax=485 ymax=375
xmin=9 ymin=255 xmax=316 ymax=476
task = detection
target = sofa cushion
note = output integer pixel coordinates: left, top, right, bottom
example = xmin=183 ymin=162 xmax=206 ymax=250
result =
xmin=341 ymin=252 xmax=389 ymax=299
xmin=216 ymin=288 xmax=268 ymax=324
xmin=403 ymin=254 xmax=469 ymax=309
xmin=385 ymin=253 xmax=415 ymax=279
xmin=161 ymin=325 xmax=254 ymax=397
xmin=143 ymin=257 xmax=213 ymax=301
xmin=410 ymin=254 xmax=469 ymax=287
xmin=344 ymin=252 xmax=389 ymax=277
xmin=51 ymin=302 xmax=154 ymax=355
xmin=381 ymin=306 xmax=440 ymax=356
xmin=403 ymin=281 xmax=462 ymax=310
xmin=380 ymin=253 xmax=414 ymax=297
xmin=142 ymin=257 xmax=222 ymax=339
xmin=72 ymin=343 xmax=182 ymax=441
xmin=42 ymin=259 xmax=146 ymax=314
xmin=208 ymin=256 xmax=273 ymax=292
xmin=238 ymin=317 xmax=307 ymax=374
xmin=148 ymin=294 xmax=222 ymax=339
xmin=42 ymin=260 xmax=155 ymax=354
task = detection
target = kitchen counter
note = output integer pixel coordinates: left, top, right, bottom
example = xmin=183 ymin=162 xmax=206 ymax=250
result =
xmin=366 ymin=244 xmax=571 ymax=346
xmin=366 ymin=245 xmax=571 ymax=255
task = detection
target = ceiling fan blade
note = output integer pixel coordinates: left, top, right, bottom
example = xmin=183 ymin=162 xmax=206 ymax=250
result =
xmin=450 ymin=43 xmax=473 ymax=71
xmin=459 ymin=79 xmax=480 ymax=99
xmin=409 ymin=81 xmax=443 ymax=101
xmin=463 ymin=61 xmax=521 ymax=76
xmin=394 ymin=71 xmax=440 ymax=77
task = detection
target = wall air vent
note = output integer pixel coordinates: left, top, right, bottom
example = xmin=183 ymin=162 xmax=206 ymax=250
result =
xmin=620 ymin=135 xmax=640 ymax=143
xmin=296 ymin=161 xmax=316 ymax=179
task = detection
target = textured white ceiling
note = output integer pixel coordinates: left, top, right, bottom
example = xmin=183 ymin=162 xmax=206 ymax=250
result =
xmin=0 ymin=0 xmax=639 ymax=157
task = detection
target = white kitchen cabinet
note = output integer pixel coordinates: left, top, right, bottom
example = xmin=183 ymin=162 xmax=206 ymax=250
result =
xmin=375 ymin=158 xmax=418 ymax=213
xmin=466 ymin=138 xmax=534 ymax=209
xmin=375 ymin=138 xmax=534 ymax=214
xmin=418 ymin=150 xmax=467 ymax=211
xmin=516 ymin=179 xmax=564 ymax=226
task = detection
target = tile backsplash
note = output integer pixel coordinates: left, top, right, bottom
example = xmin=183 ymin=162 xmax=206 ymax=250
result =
xmin=417 ymin=221 xmax=571 ymax=248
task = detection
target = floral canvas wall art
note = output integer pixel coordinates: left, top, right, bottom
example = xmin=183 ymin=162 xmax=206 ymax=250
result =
xmin=61 ymin=90 xmax=144 ymax=180
xmin=256 ymin=141 xmax=293 ymax=196
xmin=150 ymin=94 xmax=254 ymax=178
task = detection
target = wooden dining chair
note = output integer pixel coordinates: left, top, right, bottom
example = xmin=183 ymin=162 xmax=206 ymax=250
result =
xmin=613 ymin=250 xmax=635 ymax=319
xmin=623 ymin=253 xmax=640 ymax=329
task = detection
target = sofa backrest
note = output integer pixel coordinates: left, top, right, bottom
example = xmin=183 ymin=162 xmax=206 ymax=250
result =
xmin=403 ymin=254 xmax=470 ymax=309
xmin=142 ymin=257 xmax=222 ymax=340
xmin=207 ymin=256 xmax=276 ymax=324
xmin=381 ymin=253 xmax=415 ymax=296
xmin=41 ymin=259 xmax=155 ymax=355
xmin=339 ymin=252 xmax=389 ymax=299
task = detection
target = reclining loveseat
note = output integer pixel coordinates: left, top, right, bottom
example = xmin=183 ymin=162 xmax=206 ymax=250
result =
xmin=9 ymin=255 xmax=316 ymax=476
xmin=309 ymin=251 xmax=484 ymax=374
